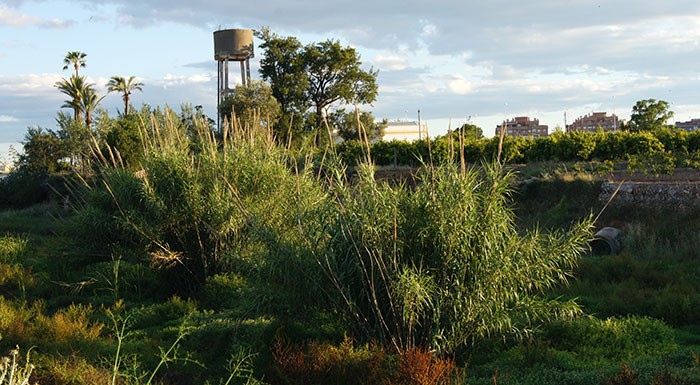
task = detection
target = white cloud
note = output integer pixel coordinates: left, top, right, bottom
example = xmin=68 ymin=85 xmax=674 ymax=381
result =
xmin=0 ymin=4 xmax=40 ymax=26
xmin=40 ymin=18 xmax=75 ymax=29
xmin=0 ymin=115 xmax=18 ymax=122
xmin=446 ymin=75 xmax=473 ymax=95
xmin=0 ymin=4 xmax=73 ymax=28
xmin=373 ymin=55 xmax=408 ymax=71
xmin=419 ymin=20 xmax=437 ymax=38
xmin=155 ymin=73 xmax=211 ymax=88
xmin=0 ymin=73 xmax=63 ymax=97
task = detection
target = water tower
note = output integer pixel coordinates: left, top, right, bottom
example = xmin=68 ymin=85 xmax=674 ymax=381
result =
xmin=214 ymin=28 xmax=254 ymax=129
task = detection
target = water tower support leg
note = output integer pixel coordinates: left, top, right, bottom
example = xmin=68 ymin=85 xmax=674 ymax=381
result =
xmin=245 ymin=58 xmax=251 ymax=85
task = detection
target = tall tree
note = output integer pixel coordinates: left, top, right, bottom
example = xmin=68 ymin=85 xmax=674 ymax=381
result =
xmin=106 ymin=76 xmax=144 ymax=115
xmin=55 ymin=75 xmax=103 ymax=127
xmin=81 ymin=86 xmax=105 ymax=128
xmin=256 ymin=28 xmax=309 ymax=115
xmin=628 ymin=99 xmax=674 ymax=132
xmin=55 ymin=75 xmax=90 ymax=121
xmin=62 ymin=51 xmax=87 ymax=77
xmin=302 ymin=40 xmax=378 ymax=143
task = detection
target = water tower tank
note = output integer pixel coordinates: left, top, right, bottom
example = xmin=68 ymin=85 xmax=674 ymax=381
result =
xmin=214 ymin=29 xmax=254 ymax=60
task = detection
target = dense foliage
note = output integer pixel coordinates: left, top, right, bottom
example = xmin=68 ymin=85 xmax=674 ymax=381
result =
xmin=335 ymin=128 xmax=700 ymax=173
xmin=66 ymin=112 xmax=594 ymax=358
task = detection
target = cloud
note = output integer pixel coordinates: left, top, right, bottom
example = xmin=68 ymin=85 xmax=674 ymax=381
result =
xmin=0 ymin=73 xmax=63 ymax=98
xmin=0 ymin=4 xmax=41 ymax=26
xmin=373 ymin=55 xmax=408 ymax=71
xmin=446 ymin=75 xmax=473 ymax=95
xmin=153 ymin=73 xmax=212 ymax=89
xmin=40 ymin=18 xmax=75 ymax=29
xmin=0 ymin=115 xmax=18 ymax=123
xmin=0 ymin=4 xmax=74 ymax=29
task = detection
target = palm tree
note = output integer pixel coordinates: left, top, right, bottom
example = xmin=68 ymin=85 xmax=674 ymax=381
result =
xmin=55 ymin=75 xmax=89 ymax=120
xmin=62 ymin=51 xmax=87 ymax=77
xmin=81 ymin=87 xmax=105 ymax=128
xmin=106 ymin=76 xmax=144 ymax=115
xmin=55 ymin=76 xmax=103 ymax=127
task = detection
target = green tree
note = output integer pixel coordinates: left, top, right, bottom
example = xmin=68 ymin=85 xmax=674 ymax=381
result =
xmin=62 ymin=51 xmax=87 ymax=76
xmin=218 ymin=80 xmax=282 ymax=132
xmin=328 ymin=108 xmax=386 ymax=142
xmin=106 ymin=76 xmax=144 ymax=115
xmin=55 ymin=75 xmax=90 ymax=121
xmin=102 ymin=114 xmax=145 ymax=169
xmin=457 ymin=123 xmax=483 ymax=140
xmin=17 ymin=127 xmax=66 ymax=174
xmin=55 ymin=75 xmax=104 ymax=128
xmin=56 ymin=111 xmax=91 ymax=169
xmin=628 ymin=99 xmax=674 ymax=132
xmin=256 ymin=28 xmax=309 ymax=115
xmin=302 ymin=40 xmax=378 ymax=143
xmin=81 ymin=86 xmax=105 ymax=128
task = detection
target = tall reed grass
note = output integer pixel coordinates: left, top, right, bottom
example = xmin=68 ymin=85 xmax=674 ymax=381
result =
xmin=71 ymin=107 xmax=594 ymax=355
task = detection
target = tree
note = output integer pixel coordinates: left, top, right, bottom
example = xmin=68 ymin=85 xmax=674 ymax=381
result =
xmin=81 ymin=86 xmax=104 ymax=128
xmin=218 ymin=80 xmax=282 ymax=132
xmin=302 ymin=40 xmax=378 ymax=143
xmin=106 ymin=76 xmax=144 ymax=115
xmin=628 ymin=99 xmax=674 ymax=132
xmin=257 ymin=29 xmax=379 ymax=145
xmin=56 ymin=111 xmax=91 ymax=168
xmin=457 ymin=123 xmax=483 ymax=140
xmin=17 ymin=127 xmax=66 ymax=174
xmin=256 ymin=28 xmax=309 ymax=115
xmin=55 ymin=75 xmax=90 ymax=121
xmin=102 ymin=114 xmax=145 ymax=169
xmin=328 ymin=108 xmax=386 ymax=142
xmin=55 ymin=76 xmax=103 ymax=128
xmin=62 ymin=51 xmax=87 ymax=77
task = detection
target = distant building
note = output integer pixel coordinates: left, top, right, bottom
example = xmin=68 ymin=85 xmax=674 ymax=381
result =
xmin=495 ymin=116 xmax=548 ymax=138
xmin=675 ymin=118 xmax=700 ymax=132
xmin=567 ymin=112 xmax=620 ymax=133
xmin=382 ymin=121 xmax=428 ymax=142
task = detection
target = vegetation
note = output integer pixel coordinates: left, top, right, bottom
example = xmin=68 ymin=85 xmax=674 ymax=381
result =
xmin=3 ymin=42 xmax=700 ymax=385
xmin=628 ymin=99 xmax=674 ymax=132
xmin=105 ymin=76 xmax=144 ymax=116
xmin=256 ymin=27 xmax=378 ymax=145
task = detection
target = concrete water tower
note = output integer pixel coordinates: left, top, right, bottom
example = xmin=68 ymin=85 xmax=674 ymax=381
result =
xmin=214 ymin=28 xmax=254 ymax=128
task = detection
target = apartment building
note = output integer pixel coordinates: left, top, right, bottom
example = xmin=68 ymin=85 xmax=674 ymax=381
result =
xmin=675 ymin=118 xmax=700 ymax=132
xmin=566 ymin=112 xmax=620 ymax=133
xmin=494 ymin=116 xmax=548 ymax=138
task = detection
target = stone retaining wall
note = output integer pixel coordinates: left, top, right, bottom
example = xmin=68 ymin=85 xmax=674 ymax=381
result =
xmin=599 ymin=181 xmax=700 ymax=206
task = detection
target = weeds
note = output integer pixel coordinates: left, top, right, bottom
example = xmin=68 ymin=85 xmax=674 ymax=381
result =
xmin=602 ymin=363 xmax=638 ymax=385
xmin=0 ymin=346 xmax=35 ymax=385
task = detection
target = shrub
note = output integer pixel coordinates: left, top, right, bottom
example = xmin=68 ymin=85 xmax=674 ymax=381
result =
xmin=388 ymin=347 xmax=462 ymax=385
xmin=271 ymin=337 xmax=388 ymax=385
xmin=602 ymin=363 xmax=638 ymax=385
xmin=306 ymin=161 xmax=593 ymax=354
xmin=543 ymin=316 xmax=678 ymax=363
xmin=35 ymin=354 xmax=112 ymax=385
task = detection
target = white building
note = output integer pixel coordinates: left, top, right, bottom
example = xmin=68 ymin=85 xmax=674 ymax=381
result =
xmin=382 ymin=121 xmax=428 ymax=142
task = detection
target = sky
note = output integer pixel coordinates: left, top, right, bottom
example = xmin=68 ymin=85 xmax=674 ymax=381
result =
xmin=2 ymin=0 xmax=700 ymax=163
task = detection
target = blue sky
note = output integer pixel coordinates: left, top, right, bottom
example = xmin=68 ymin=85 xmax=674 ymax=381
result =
xmin=2 ymin=0 xmax=700 ymax=162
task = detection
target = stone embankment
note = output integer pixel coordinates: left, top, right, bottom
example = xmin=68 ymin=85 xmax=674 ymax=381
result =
xmin=599 ymin=168 xmax=700 ymax=206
